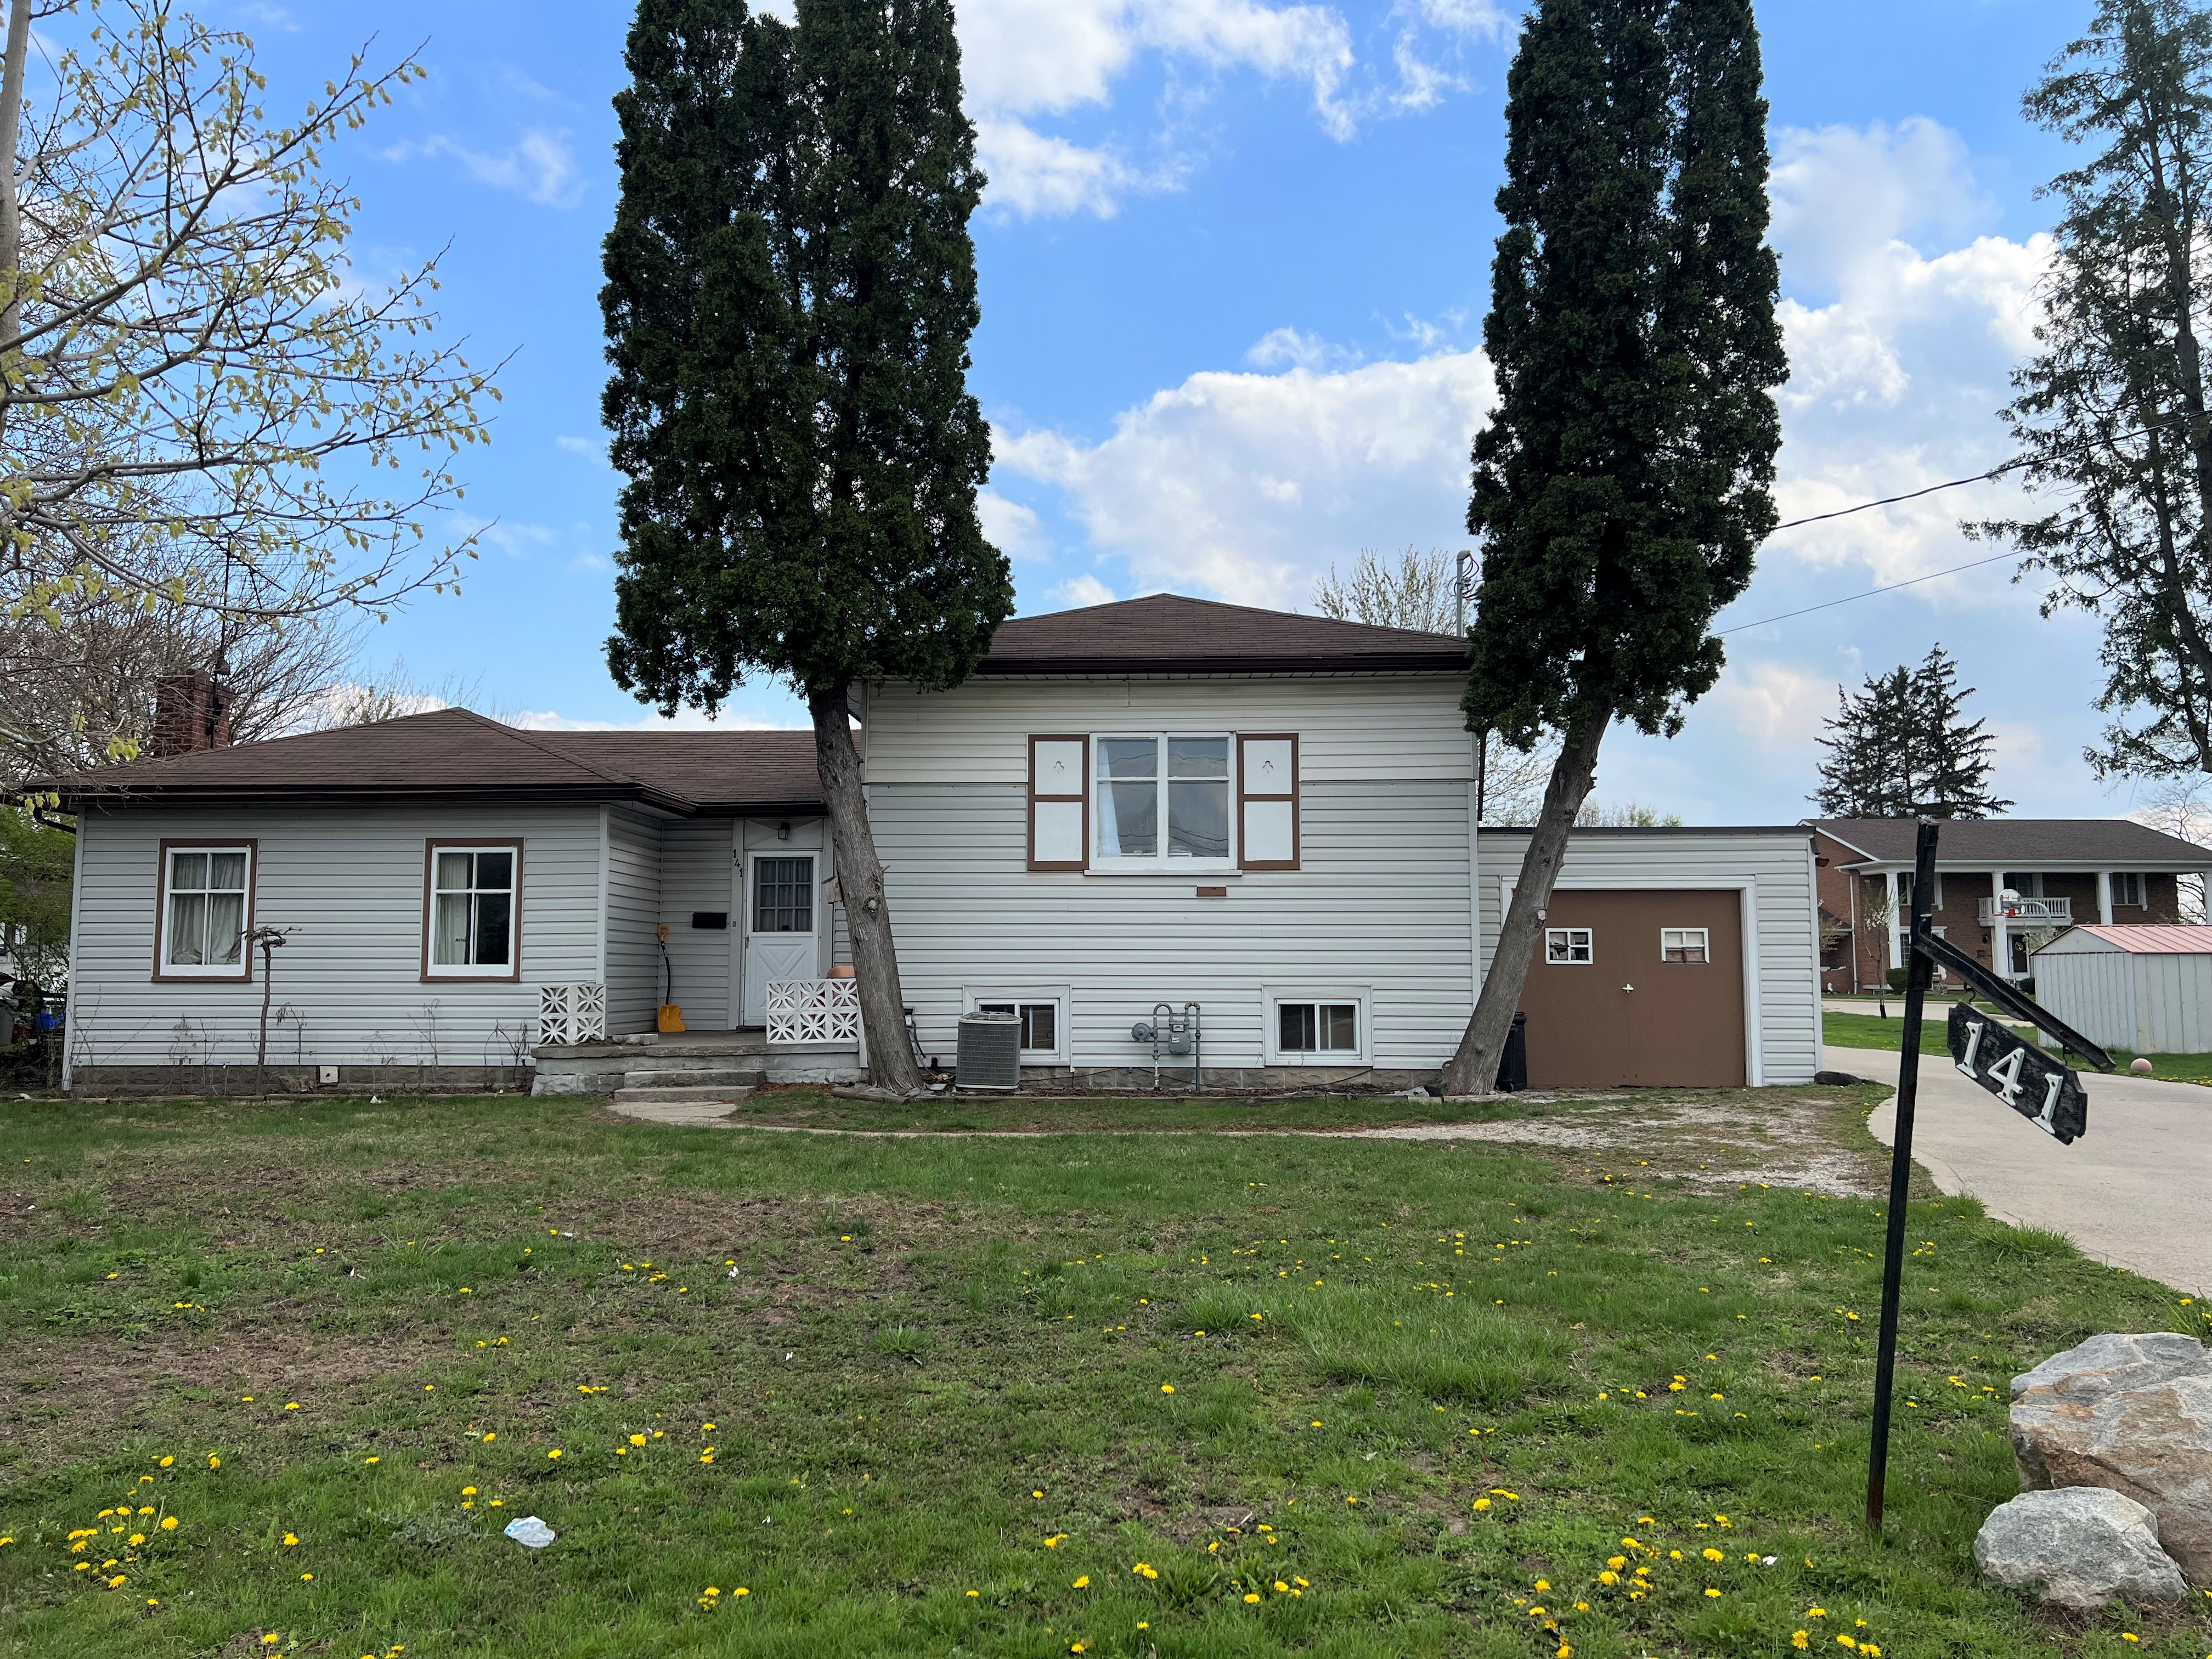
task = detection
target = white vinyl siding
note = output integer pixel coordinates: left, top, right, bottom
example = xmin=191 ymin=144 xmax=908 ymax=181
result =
xmin=659 ymin=819 xmax=735 ymax=1026
xmin=603 ymin=809 xmax=662 ymax=1034
xmin=866 ymin=675 xmax=1471 ymax=785
xmin=66 ymin=803 xmax=600 ymax=1073
xmin=1477 ymin=828 xmax=1822 ymax=1086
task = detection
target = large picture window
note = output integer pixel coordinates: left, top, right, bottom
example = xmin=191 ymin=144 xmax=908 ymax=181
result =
xmin=425 ymin=843 xmax=520 ymax=979
xmin=157 ymin=843 xmax=253 ymax=978
xmin=1096 ymin=734 xmax=1232 ymax=867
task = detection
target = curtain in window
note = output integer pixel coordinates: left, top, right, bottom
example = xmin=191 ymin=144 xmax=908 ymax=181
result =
xmin=166 ymin=849 xmax=247 ymax=966
xmin=1097 ymin=739 xmax=1156 ymax=857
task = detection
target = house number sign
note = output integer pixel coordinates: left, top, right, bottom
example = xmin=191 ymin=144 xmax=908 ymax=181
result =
xmin=1946 ymin=1003 xmax=2087 ymax=1144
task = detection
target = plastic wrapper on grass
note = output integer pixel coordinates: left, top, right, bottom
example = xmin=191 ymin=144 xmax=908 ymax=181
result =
xmin=1274 ymin=1288 xmax=1571 ymax=1407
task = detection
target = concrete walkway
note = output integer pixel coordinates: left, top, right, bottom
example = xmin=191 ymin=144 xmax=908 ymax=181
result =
xmin=1834 ymin=1042 xmax=2212 ymax=1296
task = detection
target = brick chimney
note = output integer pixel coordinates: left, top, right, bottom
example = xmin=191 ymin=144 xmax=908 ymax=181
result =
xmin=150 ymin=670 xmax=234 ymax=758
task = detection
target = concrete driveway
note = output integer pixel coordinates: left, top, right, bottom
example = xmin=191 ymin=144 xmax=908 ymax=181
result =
xmin=1835 ymin=1043 xmax=2212 ymax=1297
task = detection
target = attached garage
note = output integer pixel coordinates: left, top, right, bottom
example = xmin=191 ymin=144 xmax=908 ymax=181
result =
xmin=1477 ymin=827 xmax=1822 ymax=1088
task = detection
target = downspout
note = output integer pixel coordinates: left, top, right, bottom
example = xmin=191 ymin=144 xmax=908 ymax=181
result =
xmin=60 ymin=804 xmax=85 ymax=1093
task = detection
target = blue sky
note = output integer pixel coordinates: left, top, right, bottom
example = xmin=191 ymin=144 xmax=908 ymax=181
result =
xmin=211 ymin=0 xmax=2136 ymax=822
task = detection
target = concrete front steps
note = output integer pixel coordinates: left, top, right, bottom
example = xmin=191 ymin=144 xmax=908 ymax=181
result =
xmin=611 ymin=1080 xmax=759 ymax=1106
xmin=532 ymin=1029 xmax=864 ymax=1097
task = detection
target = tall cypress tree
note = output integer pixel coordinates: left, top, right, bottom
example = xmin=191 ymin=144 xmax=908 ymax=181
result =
xmin=601 ymin=0 xmax=1011 ymax=1086
xmin=1440 ymin=0 xmax=1784 ymax=1094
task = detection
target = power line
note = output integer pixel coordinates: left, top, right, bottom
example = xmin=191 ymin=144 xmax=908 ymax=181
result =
xmin=1716 ymin=550 xmax=2018 ymax=636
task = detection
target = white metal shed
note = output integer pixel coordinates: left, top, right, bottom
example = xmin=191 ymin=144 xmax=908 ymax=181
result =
xmin=2031 ymin=924 xmax=2212 ymax=1055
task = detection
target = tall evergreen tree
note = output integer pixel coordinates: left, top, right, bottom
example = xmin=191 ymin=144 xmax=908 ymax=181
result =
xmin=1440 ymin=0 xmax=1785 ymax=1094
xmin=1977 ymin=0 xmax=2212 ymax=783
xmin=1810 ymin=646 xmax=2012 ymax=817
xmin=600 ymin=0 xmax=1011 ymax=1087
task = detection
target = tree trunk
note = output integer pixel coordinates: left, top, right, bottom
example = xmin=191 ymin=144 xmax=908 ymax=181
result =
xmin=0 ymin=0 xmax=32 ymax=450
xmin=1437 ymin=705 xmax=1611 ymax=1096
xmin=809 ymin=683 xmax=919 ymax=1092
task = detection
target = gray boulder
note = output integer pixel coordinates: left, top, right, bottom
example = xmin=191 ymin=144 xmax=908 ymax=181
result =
xmin=1974 ymin=1487 xmax=2189 ymax=1608
xmin=2010 ymin=1331 xmax=2212 ymax=1586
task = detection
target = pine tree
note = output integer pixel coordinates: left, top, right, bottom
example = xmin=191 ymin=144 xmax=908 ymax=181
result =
xmin=1440 ymin=0 xmax=1785 ymax=1094
xmin=1978 ymin=0 xmax=2212 ymax=783
xmin=1810 ymin=646 xmax=2011 ymax=818
xmin=600 ymin=0 xmax=1011 ymax=1087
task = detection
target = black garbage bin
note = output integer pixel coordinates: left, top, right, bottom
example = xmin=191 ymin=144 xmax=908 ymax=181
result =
xmin=1495 ymin=1011 xmax=1528 ymax=1093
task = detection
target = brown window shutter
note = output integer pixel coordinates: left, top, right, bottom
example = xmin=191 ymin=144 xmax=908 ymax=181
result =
xmin=1029 ymin=735 xmax=1088 ymax=871
xmin=1238 ymin=733 xmax=1299 ymax=871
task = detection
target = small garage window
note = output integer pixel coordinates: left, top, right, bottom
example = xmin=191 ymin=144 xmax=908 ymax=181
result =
xmin=1544 ymin=927 xmax=1593 ymax=965
xmin=1661 ymin=927 xmax=1709 ymax=963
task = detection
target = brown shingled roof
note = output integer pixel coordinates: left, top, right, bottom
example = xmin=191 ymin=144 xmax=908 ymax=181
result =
xmin=1809 ymin=817 xmax=2212 ymax=866
xmin=977 ymin=593 xmax=1468 ymax=675
xmin=46 ymin=708 xmax=822 ymax=816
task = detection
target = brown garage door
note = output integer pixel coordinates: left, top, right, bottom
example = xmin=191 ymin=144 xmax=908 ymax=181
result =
xmin=1513 ymin=889 xmax=1746 ymax=1088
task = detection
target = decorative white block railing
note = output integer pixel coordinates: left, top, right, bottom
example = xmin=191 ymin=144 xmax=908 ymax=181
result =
xmin=766 ymin=978 xmax=860 ymax=1047
xmin=538 ymin=982 xmax=607 ymax=1045
xmin=1978 ymin=897 xmax=2073 ymax=926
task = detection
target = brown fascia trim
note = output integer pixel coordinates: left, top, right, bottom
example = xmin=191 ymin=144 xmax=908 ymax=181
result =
xmin=57 ymin=782 xmax=703 ymax=815
xmin=60 ymin=783 xmax=832 ymax=819
xmin=973 ymin=651 xmax=1470 ymax=677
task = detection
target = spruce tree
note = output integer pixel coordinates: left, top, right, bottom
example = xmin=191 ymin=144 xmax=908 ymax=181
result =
xmin=1440 ymin=0 xmax=1785 ymax=1094
xmin=1810 ymin=646 xmax=2011 ymax=818
xmin=1979 ymin=0 xmax=2212 ymax=782
xmin=600 ymin=0 xmax=1011 ymax=1087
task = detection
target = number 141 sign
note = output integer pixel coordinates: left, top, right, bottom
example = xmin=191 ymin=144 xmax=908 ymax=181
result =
xmin=1946 ymin=1002 xmax=2089 ymax=1144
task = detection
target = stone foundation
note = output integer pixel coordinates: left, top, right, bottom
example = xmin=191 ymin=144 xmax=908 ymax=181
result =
xmin=67 ymin=1063 xmax=534 ymax=1098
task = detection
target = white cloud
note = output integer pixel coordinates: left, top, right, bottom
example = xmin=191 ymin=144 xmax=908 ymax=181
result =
xmin=1244 ymin=326 xmax=1352 ymax=370
xmin=555 ymin=435 xmax=608 ymax=464
xmin=1756 ymin=118 xmax=2058 ymax=595
xmin=960 ymin=0 xmax=1475 ymax=217
xmin=974 ymin=118 xmax=1141 ymax=219
xmin=1705 ymin=659 xmax=1839 ymax=752
xmin=471 ymin=520 xmax=557 ymax=558
xmin=1057 ymin=573 xmax=1120 ymax=607
xmin=994 ymin=345 xmax=1493 ymax=607
xmin=383 ymin=128 xmax=585 ymax=209
xmin=978 ymin=488 xmax=1051 ymax=561
xmin=511 ymin=707 xmax=798 ymax=732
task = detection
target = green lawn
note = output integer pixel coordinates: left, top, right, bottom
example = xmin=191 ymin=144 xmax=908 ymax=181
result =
xmin=2 ymin=1090 xmax=2207 ymax=1658
xmin=1824 ymin=1009 xmax=2212 ymax=1084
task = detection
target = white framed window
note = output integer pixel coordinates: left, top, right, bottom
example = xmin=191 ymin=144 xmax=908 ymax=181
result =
xmin=1544 ymin=927 xmax=1593 ymax=965
xmin=1266 ymin=988 xmax=1369 ymax=1064
xmin=965 ymin=986 xmax=1070 ymax=1062
xmin=1093 ymin=733 xmax=1234 ymax=870
xmin=424 ymin=842 xmax=521 ymax=979
xmin=2113 ymin=872 xmax=2145 ymax=907
xmin=156 ymin=842 xmax=254 ymax=979
xmin=975 ymin=1000 xmax=1061 ymax=1057
xmin=1898 ymin=870 xmax=1945 ymax=909
xmin=1660 ymin=927 xmax=1709 ymax=964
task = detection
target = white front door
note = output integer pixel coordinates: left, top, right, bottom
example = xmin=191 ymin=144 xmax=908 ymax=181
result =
xmin=742 ymin=853 xmax=819 ymax=1026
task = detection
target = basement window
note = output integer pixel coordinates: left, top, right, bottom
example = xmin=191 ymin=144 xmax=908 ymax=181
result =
xmin=975 ymin=1000 xmax=1060 ymax=1058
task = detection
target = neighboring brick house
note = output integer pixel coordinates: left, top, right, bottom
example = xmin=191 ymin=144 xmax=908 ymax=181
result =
xmin=1807 ymin=818 xmax=2212 ymax=994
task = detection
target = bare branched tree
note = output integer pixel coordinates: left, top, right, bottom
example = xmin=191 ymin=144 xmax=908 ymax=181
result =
xmin=2134 ymin=769 xmax=2211 ymax=921
xmin=1311 ymin=546 xmax=1459 ymax=635
xmin=0 ymin=0 xmax=500 ymax=770
xmin=1312 ymin=546 xmax=1556 ymax=822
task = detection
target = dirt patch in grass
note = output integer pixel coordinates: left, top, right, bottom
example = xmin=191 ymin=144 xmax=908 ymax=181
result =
xmin=1318 ymin=1087 xmax=1894 ymax=1198
xmin=0 ymin=1329 xmax=453 ymax=1470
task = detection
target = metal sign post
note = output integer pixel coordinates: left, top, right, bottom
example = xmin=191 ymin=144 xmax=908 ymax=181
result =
xmin=1864 ymin=820 xmax=2115 ymax=1533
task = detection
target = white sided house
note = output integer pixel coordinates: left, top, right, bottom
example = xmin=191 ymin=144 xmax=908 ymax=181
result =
xmin=52 ymin=596 xmax=1824 ymax=1096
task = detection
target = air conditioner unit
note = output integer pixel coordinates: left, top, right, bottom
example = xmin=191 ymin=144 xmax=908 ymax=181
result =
xmin=955 ymin=1012 xmax=1022 ymax=1091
